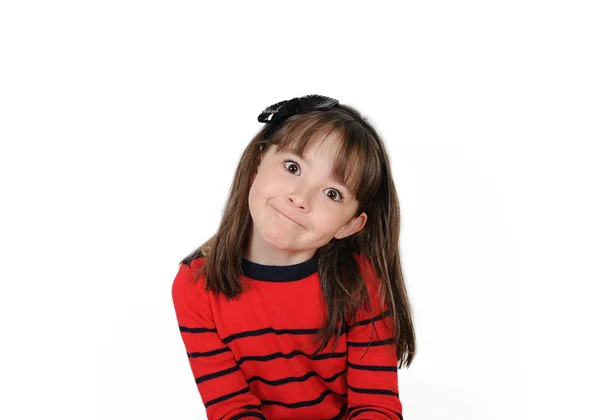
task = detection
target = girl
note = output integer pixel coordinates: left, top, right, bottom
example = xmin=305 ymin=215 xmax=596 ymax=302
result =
xmin=171 ymin=94 xmax=416 ymax=420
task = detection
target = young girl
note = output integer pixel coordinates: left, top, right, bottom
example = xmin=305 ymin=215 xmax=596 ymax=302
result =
xmin=171 ymin=94 xmax=416 ymax=420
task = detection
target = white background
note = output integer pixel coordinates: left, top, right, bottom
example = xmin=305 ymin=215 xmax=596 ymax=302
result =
xmin=1 ymin=1 xmax=598 ymax=419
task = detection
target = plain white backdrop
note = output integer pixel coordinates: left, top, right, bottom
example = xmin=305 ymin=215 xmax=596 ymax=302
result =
xmin=1 ymin=1 xmax=598 ymax=419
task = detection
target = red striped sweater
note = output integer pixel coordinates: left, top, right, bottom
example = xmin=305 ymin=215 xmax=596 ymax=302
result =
xmin=171 ymin=251 xmax=404 ymax=420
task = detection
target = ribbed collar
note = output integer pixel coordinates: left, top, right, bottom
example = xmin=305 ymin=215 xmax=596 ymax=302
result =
xmin=241 ymin=254 xmax=318 ymax=282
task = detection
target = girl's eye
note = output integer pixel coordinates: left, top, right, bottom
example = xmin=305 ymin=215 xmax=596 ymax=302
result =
xmin=283 ymin=159 xmax=300 ymax=175
xmin=324 ymin=188 xmax=344 ymax=202
xmin=283 ymin=159 xmax=345 ymax=202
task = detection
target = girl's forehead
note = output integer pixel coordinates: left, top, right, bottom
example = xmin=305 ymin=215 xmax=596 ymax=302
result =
xmin=276 ymin=132 xmax=344 ymax=159
xmin=273 ymin=146 xmax=333 ymax=167
xmin=273 ymin=143 xmax=344 ymax=172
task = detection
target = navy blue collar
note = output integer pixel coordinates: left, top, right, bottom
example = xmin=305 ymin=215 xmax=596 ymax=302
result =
xmin=241 ymin=254 xmax=318 ymax=282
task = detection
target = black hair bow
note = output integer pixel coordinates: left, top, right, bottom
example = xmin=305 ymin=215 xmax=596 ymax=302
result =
xmin=257 ymin=94 xmax=339 ymax=124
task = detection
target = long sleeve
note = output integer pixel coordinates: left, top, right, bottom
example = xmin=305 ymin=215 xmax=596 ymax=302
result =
xmin=171 ymin=262 xmax=266 ymax=420
xmin=346 ymin=256 xmax=404 ymax=420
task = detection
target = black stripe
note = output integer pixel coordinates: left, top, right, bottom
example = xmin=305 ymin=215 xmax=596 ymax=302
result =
xmin=195 ymin=364 xmax=243 ymax=384
xmin=179 ymin=325 xmax=218 ymax=333
xmin=347 ymin=338 xmax=395 ymax=347
xmin=348 ymin=384 xmax=399 ymax=397
xmin=188 ymin=346 xmax=230 ymax=358
xmin=205 ymin=386 xmax=253 ymax=408
xmin=260 ymin=389 xmax=347 ymax=409
xmin=193 ymin=352 xmax=348 ymax=385
xmin=348 ymin=361 xmax=398 ymax=372
xmin=348 ymin=408 xmax=392 ymax=419
xmin=221 ymin=326 xmax=321 ymax=344
xmin=349 ymin=408 xmax=391 ymax=419
xmin=347 ymin=406 xmax=403 ymax=419
xmin=247 ymin=367 xmax=347 ymax=386
xmin=346 ymin=309 xmax=392 ymax=331
xmin=227 ymin=411 xmax=267 ymax=420
xmin=237 ymin=349 xmax=346 ymax=365
xmin=324 ymin=403 xmax=347 ymax=420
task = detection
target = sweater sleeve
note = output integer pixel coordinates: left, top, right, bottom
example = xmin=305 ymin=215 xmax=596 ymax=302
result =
xmin=346 ymin=256 xmax=404 ymax=420
xmin=171 ymin=262 xmax=266 ymax=420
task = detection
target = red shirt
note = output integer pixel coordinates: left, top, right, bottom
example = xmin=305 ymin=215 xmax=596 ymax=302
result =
xmin=171 ymin=251 xmax=404 ymax=419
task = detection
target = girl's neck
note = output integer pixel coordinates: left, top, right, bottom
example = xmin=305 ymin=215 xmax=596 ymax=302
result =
xmin=244 ymin=225 xmax=318 ymax=266
xmin=243 ymin=245 xmax=317 ymax=267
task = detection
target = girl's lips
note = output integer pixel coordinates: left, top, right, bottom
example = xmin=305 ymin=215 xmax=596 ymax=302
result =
xmin=271 ymin=205 xmax=303 ymax=228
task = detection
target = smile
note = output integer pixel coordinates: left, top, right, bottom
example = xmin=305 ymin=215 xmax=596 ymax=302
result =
xmin=272 ymin=205 xmax=303 ymax=228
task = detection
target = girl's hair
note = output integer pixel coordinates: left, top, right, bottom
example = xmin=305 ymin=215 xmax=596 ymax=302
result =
xmin=181 ymin=103 xmax=416 ymax=369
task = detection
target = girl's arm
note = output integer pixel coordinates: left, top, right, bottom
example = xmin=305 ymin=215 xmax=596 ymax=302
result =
xmin=172 ymin=263 xmax=266 ymax=420
xmin=346 ymin=256 xmax=404 ymax=420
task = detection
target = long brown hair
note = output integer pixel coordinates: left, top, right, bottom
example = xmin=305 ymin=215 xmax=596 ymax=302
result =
xmin=181 ymin=103 xmax=416 ymax=369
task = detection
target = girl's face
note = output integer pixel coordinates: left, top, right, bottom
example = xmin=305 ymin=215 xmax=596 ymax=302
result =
xmin=245 ymin=135 xmax=368 ymax=265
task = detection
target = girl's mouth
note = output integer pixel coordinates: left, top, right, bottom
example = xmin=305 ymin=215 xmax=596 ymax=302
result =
xmin=272 ymin=205 xmax=303 ymax=228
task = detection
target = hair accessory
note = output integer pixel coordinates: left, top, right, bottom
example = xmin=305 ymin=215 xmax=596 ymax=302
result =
xmin=258 ymin=94 xmax=339 ymax=124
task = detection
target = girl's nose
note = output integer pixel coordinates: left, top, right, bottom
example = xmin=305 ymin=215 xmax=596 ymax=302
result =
xmin=286 ymin=187 xmax=312 ymax=210
xmin=287 ymin=193 xmax=306 ymax=209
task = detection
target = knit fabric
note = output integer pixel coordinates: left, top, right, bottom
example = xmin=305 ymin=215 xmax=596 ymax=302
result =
xmin=171 ymin=251 xmax=403 ymax=420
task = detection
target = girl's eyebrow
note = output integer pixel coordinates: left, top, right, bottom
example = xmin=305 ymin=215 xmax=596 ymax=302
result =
xmin=286 ymin=151 xmax=353 ymax=194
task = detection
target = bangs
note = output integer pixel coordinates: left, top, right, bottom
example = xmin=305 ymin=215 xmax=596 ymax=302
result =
xmin=269 ymin=112 xmax=382 ymax=205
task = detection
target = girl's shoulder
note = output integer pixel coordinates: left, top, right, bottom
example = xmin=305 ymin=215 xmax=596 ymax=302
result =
xmin=173 ymin=249 xmax=209 ymax=297
xmin=175 ymin=246 xmax=210 ymax=293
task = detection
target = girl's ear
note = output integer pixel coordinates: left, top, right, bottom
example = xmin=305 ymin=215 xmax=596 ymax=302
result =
xmin=334 ymin=212 xmax=368 ymax=240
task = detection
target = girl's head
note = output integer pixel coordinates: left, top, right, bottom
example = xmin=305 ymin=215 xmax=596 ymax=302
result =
xmin=237 ymin=97 xmax=393 ymax=263
xmin=184 ymin=95 xmax=415 ymax=367
xmin=245 ymin=106 xmax=382 ymax=262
